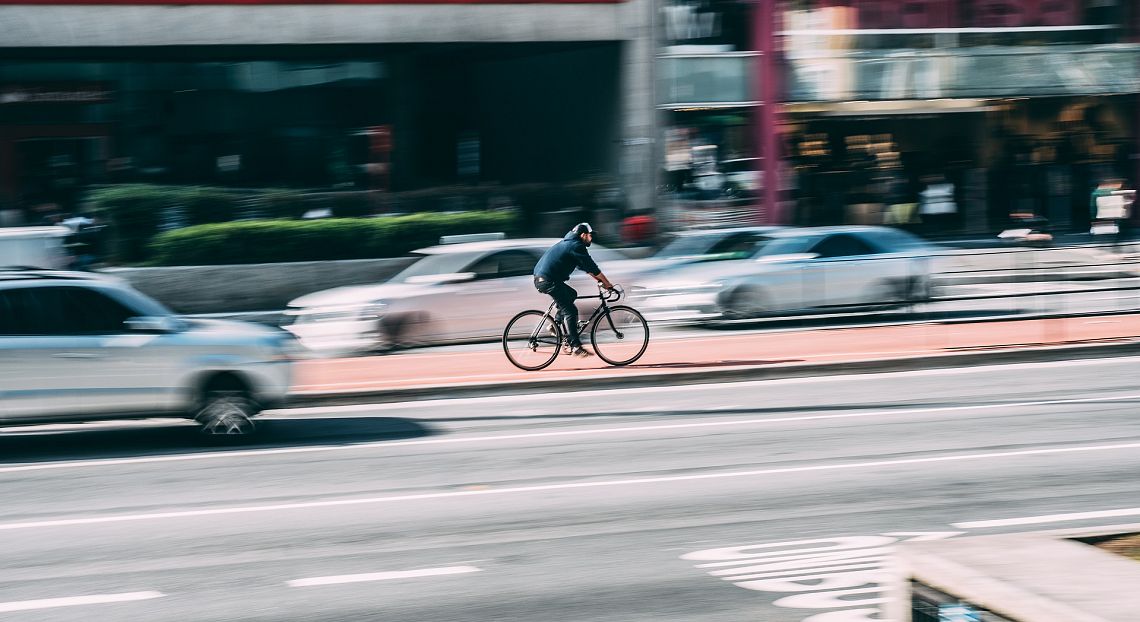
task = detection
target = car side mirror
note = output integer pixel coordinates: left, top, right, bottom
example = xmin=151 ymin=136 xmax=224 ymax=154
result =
xmin=125 ymin=316 xmax=181 ymax=333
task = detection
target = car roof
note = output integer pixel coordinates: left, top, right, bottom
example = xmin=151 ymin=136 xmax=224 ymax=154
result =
xmin=0 ymin=226 xmax=71 ymax=239
xmin=0 ymin=268 xmax=122 ymax=287
xmin=414 ymin=238 xmax=563 ymax=255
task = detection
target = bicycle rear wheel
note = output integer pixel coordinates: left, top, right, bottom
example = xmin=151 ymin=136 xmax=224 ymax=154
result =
xmin=503 ymin=310 xmax=562 ymax=371
xmin=590 ymin=305 xmax=649 ymax=366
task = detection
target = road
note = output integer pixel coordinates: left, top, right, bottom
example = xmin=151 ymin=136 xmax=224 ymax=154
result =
xmin=1 ymin=357 xmax=1139 ymax=620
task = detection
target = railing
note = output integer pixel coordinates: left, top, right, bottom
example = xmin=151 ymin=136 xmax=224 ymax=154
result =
xmin=784 ymin=43 xmax=1140 ymax=101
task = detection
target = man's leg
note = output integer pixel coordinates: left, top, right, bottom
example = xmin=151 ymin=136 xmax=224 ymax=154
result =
xmin=549 ymin=282 xmax=581 ymax=347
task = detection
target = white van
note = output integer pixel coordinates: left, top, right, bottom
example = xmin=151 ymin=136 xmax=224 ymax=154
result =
xmin=0 ymin=227 xmax=71 ymax=269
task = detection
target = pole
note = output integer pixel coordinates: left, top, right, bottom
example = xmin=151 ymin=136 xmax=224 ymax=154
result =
xmin=753 ymin=0 xmax=782 ymax=224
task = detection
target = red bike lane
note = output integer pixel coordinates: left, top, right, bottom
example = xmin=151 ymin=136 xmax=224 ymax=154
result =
xmin=291 ymin=314 xmax=1140 ymax=396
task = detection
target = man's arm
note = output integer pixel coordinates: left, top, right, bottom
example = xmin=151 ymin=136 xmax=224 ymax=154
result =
xmin=590 ymin=271 xmax=615 ymax=290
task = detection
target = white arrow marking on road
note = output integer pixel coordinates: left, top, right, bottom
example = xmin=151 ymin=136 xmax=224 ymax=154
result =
xmin=953 ymin=507 xmax=1140 ymax=529
xmin=880 ymin=532 xmax=964 ymax=541
xmin=1 ymin=442 xmax=1139 ymax=531
xmin=0 ymin=591 xmax=164 ymax=612
xmin=288 ymin=565 xmax=482 ymax=587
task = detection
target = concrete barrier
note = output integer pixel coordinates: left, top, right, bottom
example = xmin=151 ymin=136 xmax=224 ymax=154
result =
xmin=888 ymin=525 xmax=1140 ymax=622
xmin=102 ymin=257 xmax=417 ymax=314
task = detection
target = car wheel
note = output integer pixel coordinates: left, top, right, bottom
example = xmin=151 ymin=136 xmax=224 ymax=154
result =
xmin=196 ymin=390 xmax=257 ymax=437
xmin=722 ymin=287 xmax=765 ymax=320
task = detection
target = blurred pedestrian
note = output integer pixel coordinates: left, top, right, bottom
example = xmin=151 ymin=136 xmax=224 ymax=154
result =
xmin=1090 ymin=178 xmax=1131 ymax=251
xmin=918 ymin=174 xmax=957 ymax=237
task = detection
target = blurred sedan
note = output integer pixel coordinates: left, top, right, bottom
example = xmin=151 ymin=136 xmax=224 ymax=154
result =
xmin=284 ymin=238 xmax=640 ymax=354
xmin=632 ymin=226 xmax=935 ymax=321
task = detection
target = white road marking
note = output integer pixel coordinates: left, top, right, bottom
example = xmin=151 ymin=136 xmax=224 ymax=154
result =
xmin=2 ymin=392 xmax=1138 ymax=475
xmin=953 ymin=507 xmax=1140 ymax=529
xmin=288 ymin=565 xmax=482 ymax=587
xmin=276 ymin=355 xmax=1140 ymax=416
xmin=0 ymin=591 xmax=164 ymax=612
xmin=0 ymin=441 xmax=1137 ymax=532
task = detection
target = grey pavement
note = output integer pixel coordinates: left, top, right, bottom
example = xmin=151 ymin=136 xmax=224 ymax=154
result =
xmin=1 ymin=356 xmax=1138 ymax=620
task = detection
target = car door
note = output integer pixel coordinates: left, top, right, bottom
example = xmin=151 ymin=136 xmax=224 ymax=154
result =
xmin=0 ymin=285 xmax=174 ymax=421
xmin=800 ymin=234 xmax=881 ymax=308
xmin=54 ymin=285 xmax=179 ymax=416
xmin=0 ymin=286 xmax=79 ymax=420
xmin=455 ymin=250 xmax=540 ymax=339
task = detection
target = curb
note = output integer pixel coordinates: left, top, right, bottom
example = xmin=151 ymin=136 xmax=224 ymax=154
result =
xmin=286 ymin=338 xmax=1140 ymax=407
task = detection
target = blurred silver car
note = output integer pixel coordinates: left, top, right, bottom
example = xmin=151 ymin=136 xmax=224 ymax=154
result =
xmin=284 ymin=238 xmax=639 ymax=354
xmin=633 ymin=226 xmax=935 ymax=321
xmin=0 ymin=268 xmax=295 ymax=435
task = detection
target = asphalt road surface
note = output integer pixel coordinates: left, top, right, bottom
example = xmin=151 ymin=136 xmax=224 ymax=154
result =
xmin=1 ymin=356 xmax=1139 ymax=621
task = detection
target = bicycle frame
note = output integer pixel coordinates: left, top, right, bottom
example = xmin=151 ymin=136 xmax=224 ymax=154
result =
xmin=529 ymin=288 xmax=624 ymax=346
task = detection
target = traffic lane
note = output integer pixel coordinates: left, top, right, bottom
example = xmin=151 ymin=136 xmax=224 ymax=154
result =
xmin=0 ymin=445 xmax=1136 ymax=622
xmin=1 ymin=389 xmax=1138 ymax=522
xmin=3 ymin=358 xmax=1140 ymax=519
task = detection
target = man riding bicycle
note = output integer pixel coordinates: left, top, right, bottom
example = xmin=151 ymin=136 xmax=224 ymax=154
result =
xmin=533 ymin=223 xmax=616 ymax=358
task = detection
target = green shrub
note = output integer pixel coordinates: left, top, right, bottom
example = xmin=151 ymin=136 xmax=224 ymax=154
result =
xmin=148 ymin=211 xmax=519 ymax=266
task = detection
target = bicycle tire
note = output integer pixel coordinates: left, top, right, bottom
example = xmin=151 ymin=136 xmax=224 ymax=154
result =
xmin=503 ymin=310 xmax=562 ymax=371
xmin=590 ymin=305 xmax=649 ymax=366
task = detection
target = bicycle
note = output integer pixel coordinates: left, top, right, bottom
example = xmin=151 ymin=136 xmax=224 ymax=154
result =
xmin=502 ymin=283 xmax=650 ymax=371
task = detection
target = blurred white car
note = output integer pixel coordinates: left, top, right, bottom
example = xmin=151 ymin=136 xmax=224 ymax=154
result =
xmin=632 ymin=226 xmax=935 ymax=321
xmin=284 ymin=238 xmax=641 ymax=354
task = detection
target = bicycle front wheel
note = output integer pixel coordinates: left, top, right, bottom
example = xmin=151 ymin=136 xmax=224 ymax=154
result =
xmin=590 ymin=305 xmax=649 ymax=366
xmin=503 ymin=310 xmax=562 ymax=371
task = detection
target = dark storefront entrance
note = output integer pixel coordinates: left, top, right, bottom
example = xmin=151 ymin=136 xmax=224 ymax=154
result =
xmin=0 ymin=43 xmax=621 ymax=223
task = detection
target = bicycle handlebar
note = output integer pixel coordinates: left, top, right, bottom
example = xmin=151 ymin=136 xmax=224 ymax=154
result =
xmin=598 ymin=282 xmax=623 ymax=302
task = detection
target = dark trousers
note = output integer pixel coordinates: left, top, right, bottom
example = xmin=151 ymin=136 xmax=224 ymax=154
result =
xmin=534 ymin=276 xmax=580 ymax=347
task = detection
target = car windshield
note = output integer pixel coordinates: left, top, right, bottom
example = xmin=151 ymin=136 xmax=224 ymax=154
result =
xmin=752 ymin=236 xmax=817 ymax=257
xmin=391 ymin=252 xmax=482 ymax=283
xmin=656 ymin=232 xmax=775 ymax=261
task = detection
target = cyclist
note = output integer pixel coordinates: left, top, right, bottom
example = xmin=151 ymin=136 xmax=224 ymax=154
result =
xmin=533 ymin=223 xmax=616 ymax=358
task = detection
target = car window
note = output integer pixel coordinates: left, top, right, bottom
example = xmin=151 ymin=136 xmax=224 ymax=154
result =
xmin=0 ymin=286 xmax=136 ymax=336
xmin=810 ymin=234 xmax=877 ymax=259
xmin=465 ymin=250 xmax=538 ymax=280
xmin=0 ymin=288 xmax=43 ymax=335
xmin=864 ymin=229 xmax=933 ymax=253
xmin=497 ymin=251 xmax=539 ymax=278
xmin=707 ymin=233 xmax=769 ymax=257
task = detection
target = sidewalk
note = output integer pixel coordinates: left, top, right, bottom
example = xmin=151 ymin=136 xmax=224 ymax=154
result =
xmin=290 ymin=313 xmax=1140 ymax=404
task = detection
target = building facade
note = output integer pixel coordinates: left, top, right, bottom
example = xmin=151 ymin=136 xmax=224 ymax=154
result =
xmin=662 ymin=0 xmax=1140 ymax=233
xmin=0 ymin=0 xmax=657 ymax=226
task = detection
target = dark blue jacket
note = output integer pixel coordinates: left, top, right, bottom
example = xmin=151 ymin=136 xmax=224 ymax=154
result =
xmin=534 ymin=231 xmax=601 ymax=282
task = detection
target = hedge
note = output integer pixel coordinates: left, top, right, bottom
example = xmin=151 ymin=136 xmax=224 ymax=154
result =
xmin=147 ymin=211 xmax=519 ymax=265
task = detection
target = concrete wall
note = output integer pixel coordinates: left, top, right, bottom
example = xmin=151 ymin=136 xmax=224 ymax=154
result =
xmin=103 ymin=257 xmax=417 ymax=314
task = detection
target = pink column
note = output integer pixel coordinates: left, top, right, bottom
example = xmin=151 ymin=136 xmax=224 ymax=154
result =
xmin=753 ymin=0 xmax=783 ymax=224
